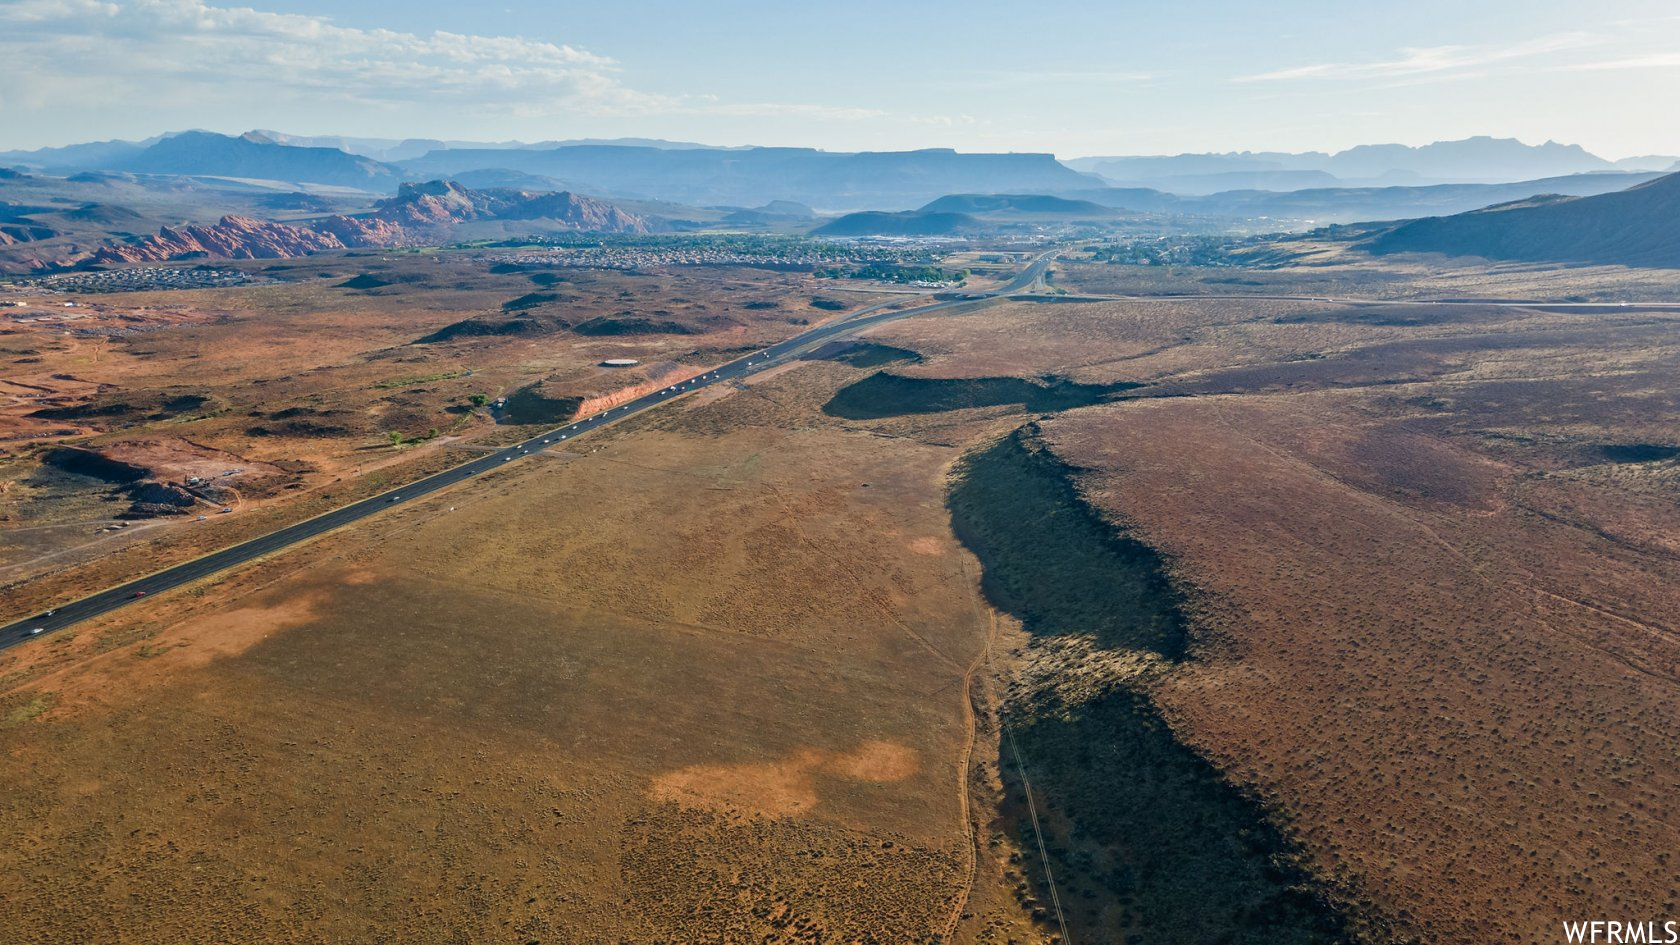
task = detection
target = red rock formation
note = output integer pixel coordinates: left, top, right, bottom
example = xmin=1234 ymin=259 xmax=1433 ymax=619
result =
xmin=90 ymin=215 xmax=348 ymax=265
xmin=374 ymin=180 xmax=483 ymax=225
xmin=84 ymin=180 xmax=646 ymax=266
xmin=369 ymin=181 xmax=648 ymax=234
xmin=492 ymin=191 xmax=647 ymax=233
xmin=312 ymin=214 xmax=408 ymax=247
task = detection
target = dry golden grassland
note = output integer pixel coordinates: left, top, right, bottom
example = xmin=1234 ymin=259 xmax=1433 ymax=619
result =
xmin=0 ymin=360 xmax=1052 ymax=943
xmin=861 ymin=268 xmax=1680 ymax=943
xmin=1 ymin=251 xmax=865 ymax=601
xmin=6 ymin=251 xmax=1680 ymax=943
xmin=1055 ymin=243 xmax=1680 ymax=301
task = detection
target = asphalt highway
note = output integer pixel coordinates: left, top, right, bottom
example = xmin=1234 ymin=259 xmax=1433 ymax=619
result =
xmin=0 ymin=252 xmax=1054 ymax=650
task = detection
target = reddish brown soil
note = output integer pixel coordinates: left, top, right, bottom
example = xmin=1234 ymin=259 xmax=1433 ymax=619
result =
xmin=1046 ymin=382 xmax=1680 ymax=943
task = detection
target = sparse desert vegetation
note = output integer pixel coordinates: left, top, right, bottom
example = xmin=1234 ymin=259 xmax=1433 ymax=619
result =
xmin=0 ymin=249 xmax=877 ymax=595
xmin=8 ymin=7 xmax=1680 ymax=940
xmin=5 ymin=240 xmax=1680 ymax=944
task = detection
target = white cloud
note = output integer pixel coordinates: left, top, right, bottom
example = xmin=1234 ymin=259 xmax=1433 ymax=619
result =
xmin=0 ymin=0 xmax=903 ymax=136
xmin=1235 ymin=32 xmax=1602 ymax=83
xmin=0 ymin=0 xmax=121 ymax=21
xmin=0 ymin=0 xmax=663 ymax=115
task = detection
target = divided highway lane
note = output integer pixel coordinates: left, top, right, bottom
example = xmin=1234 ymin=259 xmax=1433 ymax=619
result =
xmin=1 ymin=253 xmax=1053 ymax=650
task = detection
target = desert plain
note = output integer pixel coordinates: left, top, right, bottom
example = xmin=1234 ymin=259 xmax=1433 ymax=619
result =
xmin=4 ymin=244 xmax=1680 ymax=944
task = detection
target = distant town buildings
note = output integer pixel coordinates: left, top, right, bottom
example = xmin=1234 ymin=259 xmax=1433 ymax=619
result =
xmin=485 ymin=235 xmax=936 ymax=275
xmin=13 ymin=266 xmax=259 ymax=294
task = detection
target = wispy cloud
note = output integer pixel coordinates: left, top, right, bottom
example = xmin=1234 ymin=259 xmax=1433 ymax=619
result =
xmin=0 ymin=0 xmax=890 ymax=125
xmin=1565 ymin=52 xmax=1680 ymax=71
xmin=0 ymin=0 xmax=658 ymax=114
xmin=1234 ymin=32 xmax=1601 ymax=83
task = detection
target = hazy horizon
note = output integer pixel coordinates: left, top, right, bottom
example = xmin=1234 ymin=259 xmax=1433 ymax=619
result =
xmin=4 ymin=127 xmax=1664 ymax=166
xmin=3 ymin=0 xmax=1679 ymax=160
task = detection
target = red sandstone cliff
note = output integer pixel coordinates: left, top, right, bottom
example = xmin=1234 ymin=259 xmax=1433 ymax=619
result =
xmin=86 ymin=181 xmax=646 ymax=266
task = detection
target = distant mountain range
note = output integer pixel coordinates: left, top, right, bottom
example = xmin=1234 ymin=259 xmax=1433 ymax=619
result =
xmin=0 ymin=137 xmax=158 ymax=172
xmin=1062 ymin=171 xmax=1667 ymax=225
xmin=804 ymin=172 xmax=1667 ymax=236
xmin=247 ymin=131 xmax=744 ymax=163
xmin=1361 ymin=171 xmax=1680 ymax=268
xmin=395 ymin=145 xmax=1097 ymax=210
xmin=0 ymin=132 xmax=739 ymax=172
xmin=796 ymin=168 xmax=1677 ymax=238
xmin=11 ymin=130 xmax=1668 ymax=214
xmin=1067 ymin=137 xmax=1679 ymax=192
xmin=116 ymin=131 xmax=403 ymax=192
xmin=0 ymin=131 xmax=1098 ymax=211
xmin=0 ymin=128 xmax=1666 ymax=225
xmin=5 ymin=129 xmax=1678 ymax=268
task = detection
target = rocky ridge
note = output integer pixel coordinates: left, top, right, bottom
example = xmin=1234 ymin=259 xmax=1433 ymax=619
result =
xmin=88 ymin=180 xmax=645 ymax=266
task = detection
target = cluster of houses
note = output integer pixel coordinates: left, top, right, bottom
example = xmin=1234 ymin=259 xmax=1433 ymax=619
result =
xmin=24 ymin=266 xmax=256 ymax=294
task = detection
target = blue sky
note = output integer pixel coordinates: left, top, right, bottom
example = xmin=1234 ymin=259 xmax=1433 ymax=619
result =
xmin=4 ymin=0 xmax=1679 ymax=158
